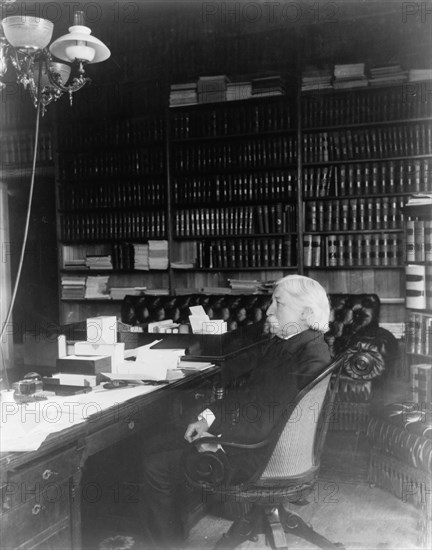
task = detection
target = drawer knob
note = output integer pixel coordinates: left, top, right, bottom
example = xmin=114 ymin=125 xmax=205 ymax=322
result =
xmin=32 ymin=504 xmax=45 ymax=515
xmin=128 ymin=421 xmax=135 ymax=430
xmin=42 ymin=469 xmax=58 ymax=480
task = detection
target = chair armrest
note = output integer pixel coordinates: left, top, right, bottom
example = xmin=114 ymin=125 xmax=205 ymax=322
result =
xmin=342 ymin=327 xmax=400 ymax=380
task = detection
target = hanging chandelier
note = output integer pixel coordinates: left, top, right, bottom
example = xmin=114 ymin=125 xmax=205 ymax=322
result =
xmin=0 ymin=10 xmax=110 ymax=114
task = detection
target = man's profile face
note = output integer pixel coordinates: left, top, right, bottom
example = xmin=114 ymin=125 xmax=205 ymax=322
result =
xmin=266 ymin=286 xmax=307 ymax=338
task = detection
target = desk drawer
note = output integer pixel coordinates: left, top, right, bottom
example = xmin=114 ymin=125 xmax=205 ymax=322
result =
xmin=1 ymin=490 xmax=70 ymax=549
xmin=2 ymin=446 xmax=80 ymax=512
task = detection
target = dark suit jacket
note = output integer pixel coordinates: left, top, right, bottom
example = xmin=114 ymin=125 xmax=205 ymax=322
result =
xmin=208 ymin=329 xmax=331 ymax=447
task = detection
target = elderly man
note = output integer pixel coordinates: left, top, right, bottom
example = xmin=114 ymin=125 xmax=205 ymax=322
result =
xmin=140 ymin=275 xmax=331 ymax=549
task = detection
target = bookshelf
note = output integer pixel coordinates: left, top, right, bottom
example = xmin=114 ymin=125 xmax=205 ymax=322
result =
xmin=300 ymin=83 xmax=432 ymax=323
xmin=168 ymin=94 xmax=299 ymax=290
xmin=55 ymin=89 xmax=170 ymax=323
xmin=52 ymin=76 xmax=432 ymax=324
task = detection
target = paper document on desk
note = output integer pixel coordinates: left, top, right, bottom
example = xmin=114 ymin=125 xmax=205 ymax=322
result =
xmin=114 ymin=348 xmax=186 ymax=380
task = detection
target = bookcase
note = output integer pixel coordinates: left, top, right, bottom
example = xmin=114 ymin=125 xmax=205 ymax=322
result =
xmin=299 ymin=82 xmax=432 ymax=324
xmin=54 ymin=81 xmax=169 ymax=324
xmin=168 ymin=95 xmax=298 ymax=291
xmin=52 ymin=75 xmax=432 ymax=324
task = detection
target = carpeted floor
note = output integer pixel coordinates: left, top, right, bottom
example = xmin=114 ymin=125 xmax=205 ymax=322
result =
xmin=84 ymin=432 xmax=427 ymax=550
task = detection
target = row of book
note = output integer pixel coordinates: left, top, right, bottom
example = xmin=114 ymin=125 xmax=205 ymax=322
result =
xmin=174 ymin=135 xmax=297 ymax=172
xmin=406 ymin=312 xmax=432 ymax=357
xmin=195 ymin=237 xmax=296 ymax=269
xmin=60 ymin=211 xmax=166 ymax=242
xmin=406 ymin=220 xmax=432 ymax=263
xmin=169 ymin=75 xmax=285 ymax=107
xmin=59 ymin=180 xmax=166 ymax=211
xmin=303 ymin=159 xmax=432 ymax=198
xmin=1 ymin=132 xmax=53 ymax=165
xmin=406 ymin=265 xmax=432 ymax=310
xmin=302 ymin=81 xmax=432 ymax=127
xmin=303 ymin=234 xmax=404 ymax=268
xmin=171 ymin=100 xmax=292 ymax=140
xmin=63 ymin=243 xmax=153 ymax=271
xmin=366 ymin=411 xmax=431 ymax=473
xmin=173 ymin=170 xmax=297 ymax=204
xmin=58 ymin=148 xmax=165 ymax=180
xmin=174 ymin=204 xmax=297 ymax=237
xmin=410 ymin=364 xmax=432 ymax=405
xmin=304 ymin=197 xmax=406 ymax=232
xmin=303 ymin=122 xmax=432 ymax=163
xmin=58 ymin=117 xmax=165 ymax=150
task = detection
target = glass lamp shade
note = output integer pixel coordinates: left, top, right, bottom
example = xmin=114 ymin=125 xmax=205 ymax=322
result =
xmin=49 ymin=24 xmax=110 ymax=64
xmin=34 ymin=61 xmax=71 ymax=88
xmin=1 ymin=16 xmax=53 ymax=50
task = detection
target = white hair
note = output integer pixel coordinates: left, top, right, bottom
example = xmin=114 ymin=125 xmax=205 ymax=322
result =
xmin=275 ymin=275 xmax=330 ymax=333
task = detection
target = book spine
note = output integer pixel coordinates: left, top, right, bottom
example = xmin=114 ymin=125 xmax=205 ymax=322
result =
xmin=405 ymin=264 xmax=427 ymax=309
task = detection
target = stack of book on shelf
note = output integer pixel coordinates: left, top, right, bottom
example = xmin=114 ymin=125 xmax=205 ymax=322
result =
xmin=109 ymin=287 xmax=147 ymax=300
xmin=86 ymin=254 xmax=113 ymax=270
xmin=197 ymin=75 xmax=229 ymax=103
xmin=148 ymin=240 xmax=169 ymax=270
xmin=133 ymin=243 xmax=149 ymax=270
xmin=61 ymin=275 xmax=86 ymax=299
xmin=226 ymin=79 xmax=252 ymax=101
xmin=333 ymin=63 xmax=368 ymax=89
xmin=301 ymin=67 xmax=333 ymax=91
xmin=409 ymin=68 xmax=432 ymax=82
xmin=85 ymin=276 xmax=110 ymax=300
xmin=369 ymin=64 xmax=407 ymax=86
xmin=169 ymin=82 xmax=197 ymax=107
xmin=228 ymin=279 xmax=262 ymax=294
xmin=112 ymin=243 xmax=134 ymax=270
xmin=410 ymin=364 xmax=432 ymax=404
xmin=251 ymin=75 xmax=285 ymax=96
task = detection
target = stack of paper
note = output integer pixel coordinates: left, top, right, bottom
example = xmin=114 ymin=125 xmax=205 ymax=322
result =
xmin=61 ymin=275 xmax=86 ymax=299
xmin=86 ymin=255 xmax=113 ymax=270
xmin=228 ymin=279 xmax=262 ymax=294
xmin=169 ymin=82 xmax=198 ymax=107
xmin=226 ymin=81 xmax=252 ymax=101
xmin=369 ymin=65 xmax=407 ymax=86
xmin=252 ymin=75 xmax=285 ymax=96
xmin=149 ymin=240 xmax=169 ymax=270
xmin=113 ymin=341 xmax=186 ymax=380
xmin=133 ymin=243 xmax=149 ymax=270
xmin=301 ymin=67 xmax=333 ymax=91
xmin=85 ymin=276 xmax=110 ymax=299
xmin=333 ymin=63 xmax=368 ymax=89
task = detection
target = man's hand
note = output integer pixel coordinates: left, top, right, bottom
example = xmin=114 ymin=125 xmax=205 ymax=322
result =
xmin=184 ymin=418 xmax=209 ymax=442
xmin=196 ymin=432 xmax=220 ymax=453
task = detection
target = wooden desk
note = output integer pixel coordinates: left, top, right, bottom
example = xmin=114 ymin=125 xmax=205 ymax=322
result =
xmin=0 ymin=368 xmax=219 ymax=550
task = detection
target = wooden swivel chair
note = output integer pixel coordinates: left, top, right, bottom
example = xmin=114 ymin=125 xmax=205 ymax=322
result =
xmin=182 ymin=356 xmax=345 ymax=550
